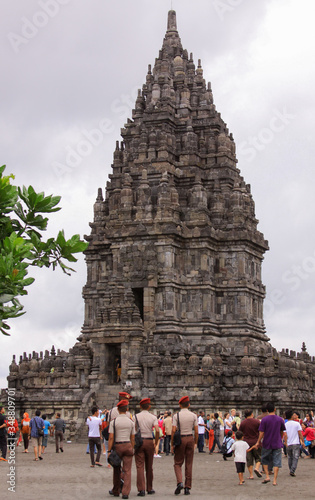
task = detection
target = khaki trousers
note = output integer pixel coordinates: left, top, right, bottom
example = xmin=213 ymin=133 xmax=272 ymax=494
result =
xmin=174 ymin=436 xmax=195 ymax=489
xmin=135 ymin=438 xmax=155 ymax=492
xmin=113 ymin=442 xmax=133 ymax=496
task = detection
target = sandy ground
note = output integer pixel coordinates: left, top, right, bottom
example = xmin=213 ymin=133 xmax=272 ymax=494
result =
xmin=1 ymin=440 xmax=314 ymax=500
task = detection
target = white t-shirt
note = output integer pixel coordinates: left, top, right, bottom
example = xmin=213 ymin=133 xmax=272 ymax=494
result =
xmin=86 ymin=416 xmax=102 ymax=437
xmin=285 ymin=420 xmax=302 ymax=446
xmin=198 ymin=416 xmax=205 ymax=434
xmin=231 ymin=440 xmax=249 ymax=463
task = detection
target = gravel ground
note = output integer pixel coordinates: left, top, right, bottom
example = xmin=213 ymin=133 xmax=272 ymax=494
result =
xmin=1 ymin=441 xmax=314 ymax=500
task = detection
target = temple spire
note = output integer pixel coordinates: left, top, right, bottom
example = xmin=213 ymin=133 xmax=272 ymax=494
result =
xmin=167 ymin=10 xmax=177 ymax=31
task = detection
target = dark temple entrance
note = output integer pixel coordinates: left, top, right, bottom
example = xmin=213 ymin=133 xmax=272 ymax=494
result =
xmin=105 ymin=344 xmax=121 ymax=384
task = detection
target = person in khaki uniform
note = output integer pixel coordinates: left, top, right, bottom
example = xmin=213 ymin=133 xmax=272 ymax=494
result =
xmin=109 ymin=392 xmax=133 ymax=421
xmin=108 ymin=400 xmax=135 ymax=499
xmin=171 ymin=396 xmax=198 ymax=496
xmin=135 ymin=398 xmax=159 ymax=497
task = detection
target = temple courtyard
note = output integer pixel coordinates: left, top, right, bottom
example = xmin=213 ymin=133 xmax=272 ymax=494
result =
xmin=1 ymin=441 xmax=313 ymax=499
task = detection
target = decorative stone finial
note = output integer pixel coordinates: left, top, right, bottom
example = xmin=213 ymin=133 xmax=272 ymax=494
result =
xmin=167 ymin=10 xmax=177 ymax=31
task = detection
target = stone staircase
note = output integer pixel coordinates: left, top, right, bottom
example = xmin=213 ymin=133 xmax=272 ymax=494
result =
xmin=75 ymin=383 xmax=121 ymax=442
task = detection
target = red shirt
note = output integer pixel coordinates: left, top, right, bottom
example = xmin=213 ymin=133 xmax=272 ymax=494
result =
xmin=303 ymin=427 xmax=315 ymax=441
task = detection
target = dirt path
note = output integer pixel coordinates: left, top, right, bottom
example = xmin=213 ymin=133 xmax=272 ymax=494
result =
xmin=1 ymin=442 xmax=313 ymax=499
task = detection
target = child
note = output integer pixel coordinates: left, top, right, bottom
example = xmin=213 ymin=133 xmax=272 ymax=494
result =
xmin=222 ymin=430 xmax=235 ymax=460
xmin=230 ymin=430 xmax=250 ymax=485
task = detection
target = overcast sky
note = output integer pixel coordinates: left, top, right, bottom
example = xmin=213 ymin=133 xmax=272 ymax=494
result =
xmin=1 ymin=0 xmax=315 ymax=388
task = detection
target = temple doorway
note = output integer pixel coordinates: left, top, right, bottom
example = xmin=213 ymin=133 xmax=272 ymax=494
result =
xmin=106 ymin=344 xmax=121 ymax=384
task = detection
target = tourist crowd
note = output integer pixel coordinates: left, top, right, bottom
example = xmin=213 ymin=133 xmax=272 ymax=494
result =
xmin=0 ymin=399 xmax=314 ymax=497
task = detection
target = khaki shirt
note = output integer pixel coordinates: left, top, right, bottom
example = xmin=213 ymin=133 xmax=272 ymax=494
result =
xmin=109 ymin=406 xmax=132 ymax=421
xmin=164 ymin=416 xmax=173 ymax=436
xmin=135 ymin=410 xmax=158 ymax=438
xmin=172 ymin=408 xmax=197 ymax=435
xmin=109 ymin=414 xmax=135 ymax=442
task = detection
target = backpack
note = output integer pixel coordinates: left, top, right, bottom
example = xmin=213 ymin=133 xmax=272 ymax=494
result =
xmin=221 ymin=437 xmax=232 ymax=454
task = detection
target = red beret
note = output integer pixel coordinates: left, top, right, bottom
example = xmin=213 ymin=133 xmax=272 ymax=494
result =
xmin=117 ymin=399 xmax=129 ymax=408
xmin=140 ymin=398 xmax=151 ymax=406
xmin=179 ymin=396 xmax=189 ymax=405
xmin=119 ymin=392 xmax=132 ymax=400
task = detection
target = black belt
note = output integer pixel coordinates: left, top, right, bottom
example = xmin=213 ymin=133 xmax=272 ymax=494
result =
xmin=181 ymin=434 xmax=193 ymax=437
xmin=143 ymin=438 xmax=153 ymax=440
xmin=116 ymin=441 xmax=130 ymax=444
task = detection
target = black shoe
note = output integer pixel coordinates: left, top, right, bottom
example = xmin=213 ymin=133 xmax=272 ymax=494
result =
xmin=175 ymin=483 xmax=183 ymax=495
xmin=137 ymin=492 xmax=145 ymax=497
xmin=199 ymin=450 xmax=206 ymax=453
xmin=147 ymin=491 xmax=155 ymax=495
xmin=60 ymin=448 xmax=63 ymax=453
xmin=109 ymin=492 xmax=119 ymax=498
xmin=122 ymin=496 xmax=129 ymax=499
xmin=184 ymin=488 xmax=190 ymax=495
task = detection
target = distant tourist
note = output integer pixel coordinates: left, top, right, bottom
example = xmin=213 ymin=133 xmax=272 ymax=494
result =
xmin=197 ymin=410 xmax=206 ymax=452
xmin=284 ymin=409 xmax=305 ymax=476
xmin=221 ymin=430 xmax=234 ymax=461
xmin=209 ymin=413 xmax=222 ymax=453
xmin=41 ymin=414 xmax=51 ymax=454
xmin=29 ymin=409 xmax=44 ymax=461
xmin=255 ymin=402 xmax=286 ymax=486
xmin=21 ymin=412 xmax=31 ymax=453
xmin=239 ymin=409 xmax=262 ymax=479
xmin=86 ymin=405 xmax=102 ymax=467
xmin=301 ymin=423 xmax=315 ymax=458
xmin=0 ymin=406 xmax=8 ymax=461
xmin=163 ymin=411 xmax=172 ymax=456
xmin=52 ymin=412 xmax=65 ymax=453
xmin=230 ymin=430 xmax=250 ymax=485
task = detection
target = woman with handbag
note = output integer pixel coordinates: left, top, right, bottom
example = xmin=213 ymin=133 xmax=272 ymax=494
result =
xmin=108 ymin=399 xmax=135 ymax=499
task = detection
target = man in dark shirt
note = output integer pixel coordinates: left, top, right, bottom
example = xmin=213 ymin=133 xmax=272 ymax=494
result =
xmin=52 ymin=412 xmax=65 ymax=453
xmin=239 ymin=409 xmax=262 ymax=479
xmin=0 ymin=406 xmax=7 ymax=461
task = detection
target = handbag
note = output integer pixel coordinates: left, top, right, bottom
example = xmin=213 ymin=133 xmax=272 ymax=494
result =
xmin=108 ymin=420 xmax=122 ymax=468
xmin=35 ymin=417 xmax=44 ymax=437
xmin=134 ymin=415 xmax=143 ymax=450
xmin=173 ymin=412 xmax=181 ymax=447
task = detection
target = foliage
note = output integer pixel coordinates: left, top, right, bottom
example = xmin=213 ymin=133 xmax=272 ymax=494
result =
xmin=0 ymin=165 xmax=88 ymax=335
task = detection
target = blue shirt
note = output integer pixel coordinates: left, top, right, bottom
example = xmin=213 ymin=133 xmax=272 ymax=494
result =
xmin=30 ymin=416 xmax=44 ymax=438
xmin=43 ymin=420 xmax=51 ymax=435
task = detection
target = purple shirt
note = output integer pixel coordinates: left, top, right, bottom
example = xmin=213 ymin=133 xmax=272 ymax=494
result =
xmin=259 ymin=414 xmax=285 ymax=449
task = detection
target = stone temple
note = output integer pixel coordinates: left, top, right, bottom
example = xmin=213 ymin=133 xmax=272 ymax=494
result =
xmin=2 ymin=11 xmax=315 ymax=436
